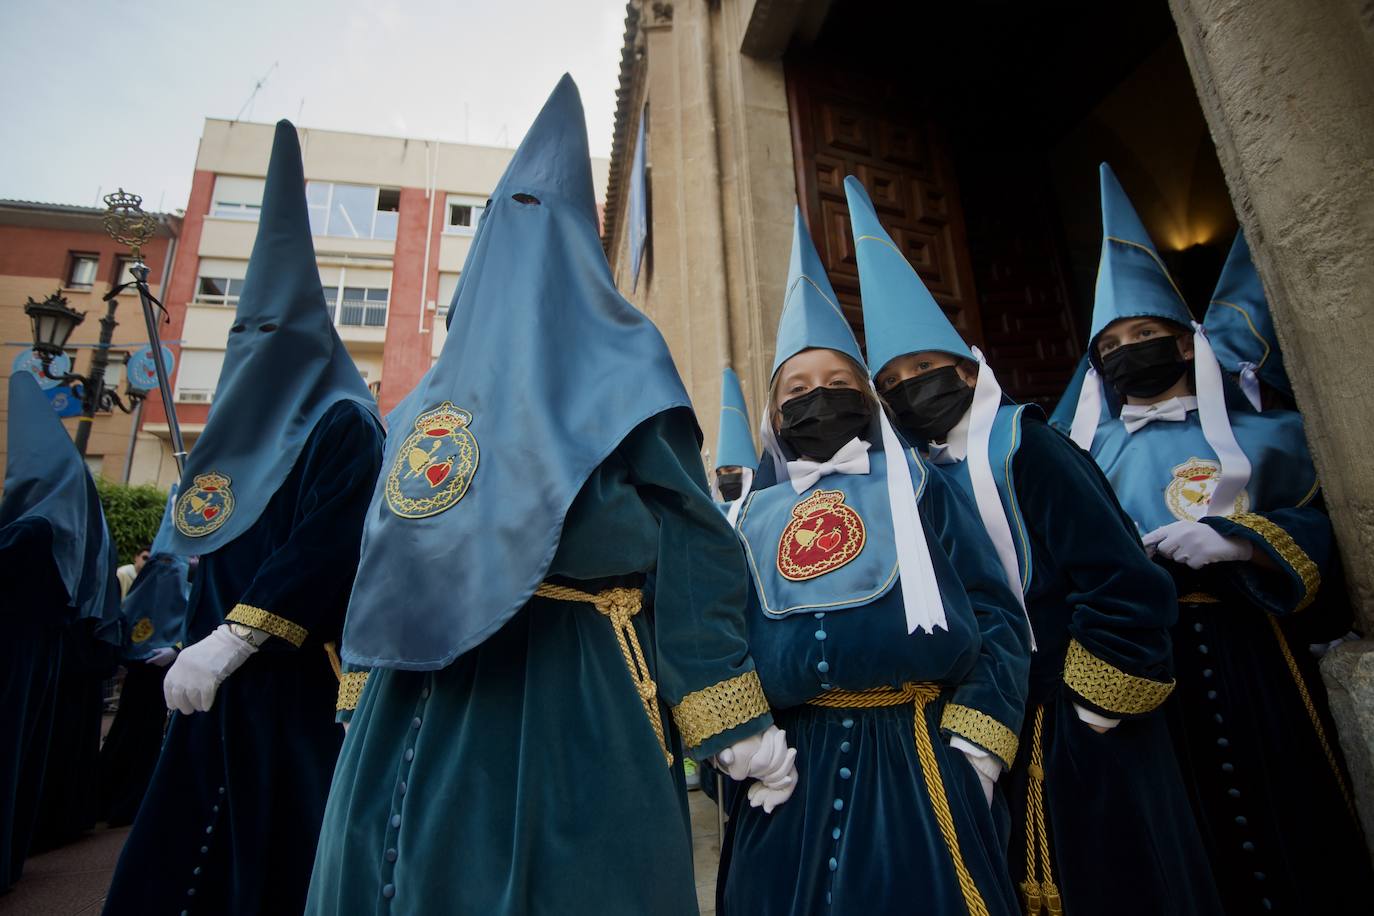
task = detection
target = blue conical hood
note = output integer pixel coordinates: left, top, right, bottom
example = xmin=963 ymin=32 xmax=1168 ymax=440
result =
xmin=845 ymin=176 xmax=972 ymax=374
xmin=157 ymin=119 xmax=378 ymax=556
xmin=1087 ymin=163 xmax=1193 ymax=367
xmin=0 ymin=372 xmax=114 ymax=620
xmin=1205 ymin=230 xmax=1290 ymax=399
xmin=771 ymin=207 xmax=863 ymax=378
xmin=342 ymin=75 xmax=692 ymax=670
xmin=715 ymin=368 xmax=757 ymax=470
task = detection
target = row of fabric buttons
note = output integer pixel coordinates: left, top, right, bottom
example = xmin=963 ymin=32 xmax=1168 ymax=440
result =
xmin=180 ymin=783 xmax=226 ymax=915
xmin=814 ymin=612 xmax=832 ymax=690
xmin=378 ymin=675 xmax=433 ymax=905
xmin=823 ymin=715 xmax=856 ymax=909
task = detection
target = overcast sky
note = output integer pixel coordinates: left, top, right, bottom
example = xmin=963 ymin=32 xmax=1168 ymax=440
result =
xmin=0 ymin=0 xmax=625 ymax=213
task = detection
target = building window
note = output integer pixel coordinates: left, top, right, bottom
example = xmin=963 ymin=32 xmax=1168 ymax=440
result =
xmin=322 ymin=285 xmax=389 ymax=327
xmin=67 ymin=253 xmax=99 ymax=289
xmin=194 ymin=275 xmax=246 ymax=307
xmin=306 ymin=182 xmax=400 ymax=240
xmin=444 ymin=196 xmax=484 ymax=235
xmin=174 ymin=349 xmax=225 ymax=403
xmin=210 ymin=176 xmax=265 ymax=220
xmin=114 ymin=256 xmax=137 ymax=290
xmin=435 ymin=272 xmax=460 ymax=317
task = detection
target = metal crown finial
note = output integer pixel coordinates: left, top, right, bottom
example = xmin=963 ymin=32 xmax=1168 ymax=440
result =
xmin=103 ymin=187 xmax=158 ymax=260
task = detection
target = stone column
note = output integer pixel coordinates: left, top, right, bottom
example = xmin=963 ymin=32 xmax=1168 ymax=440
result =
xmin=1170 ymin=0 xmax=1374 ymax=848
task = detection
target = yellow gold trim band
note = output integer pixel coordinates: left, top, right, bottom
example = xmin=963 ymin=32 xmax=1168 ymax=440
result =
xmin=941 ymin=702 xmax=1019 ymax=768
xmin=1229 ymin=512 xmax=1321 ymax=612
xmin=1062 ymin=639 xmax=1174 ymax=716
xmin=336 ymin=671 xmax=369 ymax=712
xmin=226 ymin=603 xmax=307 ymax=648
xmin=672 ymin=670 xmax=770 ymax=751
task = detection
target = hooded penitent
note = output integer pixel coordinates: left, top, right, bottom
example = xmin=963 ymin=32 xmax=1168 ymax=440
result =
xmin=341 ymin=75 xmax=692 ymax=670
xmin=155 ymin=120 xmax=378 ymax=557
xmin=1 ymin=372 xmax=118 ymax=629
xmin=1204 ymin=229 xmax=1291 ymax=409
xmin=754 ymin=206 xmax=945 ymax=635
xmin=120 ymin=487 xmax=190 ymax=660
xmin=846 ymin=176 xmax=1033 ymax=636
xmin=1068 ymin=162 xmax=1250 ymax=517
xmin=713 ymin=367 xmax=758 ymax=521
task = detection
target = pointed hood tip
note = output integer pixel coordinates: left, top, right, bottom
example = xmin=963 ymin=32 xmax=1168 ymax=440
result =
xmin=496 ymin=75 xmax=595 ymax=219
xmin=772 ymin=204 xmax=863 ymax=378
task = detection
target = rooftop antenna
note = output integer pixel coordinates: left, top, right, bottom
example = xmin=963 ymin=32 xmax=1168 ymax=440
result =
xmin=297 ymin=97 xmax=306 ymax=122
xmin=235 ymin=61 xmax=279 ymax=122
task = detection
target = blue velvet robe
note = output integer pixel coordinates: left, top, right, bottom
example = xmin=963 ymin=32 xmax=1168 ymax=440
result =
xmin=0 ymin=518 xmax=65 ymax=892
xmin=307 ymin=409 xmax=771 ymax=915
xmin=104 ymin=400 xmax=384 ymax=916
xmin=1090 ymin=409 xmax=1372 ymax=914
xmin=938 ymin=414 xmax=1222 ymax=914
xmin=718 ymin=447 xmax=1030 ymax=916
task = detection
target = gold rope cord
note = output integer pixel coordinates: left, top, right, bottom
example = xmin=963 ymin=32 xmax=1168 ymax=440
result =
xmin=1267 ymin=615 xmax=1358 ymax=821
xmin=323 ymin=641 xmax=343 ymax=681
xmin=1018 ymin=706 xmax=1062 ymax=916
xmin=809 ymin=684 xmax=990 ymax=916
xmin=534 ymin=583 xmax=673 ymax=766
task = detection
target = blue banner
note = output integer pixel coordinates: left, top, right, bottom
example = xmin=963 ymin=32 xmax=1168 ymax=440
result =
xmin=47 ymin=383 xmax=84 ymax=417
xmin=126 ymin=343 xmax=176 ymax=393
xmin=628 ymin=108 xmax=648 ymax=292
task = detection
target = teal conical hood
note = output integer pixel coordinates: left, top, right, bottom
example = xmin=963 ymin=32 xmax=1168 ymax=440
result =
xmin=157 ymin=119 xmax=378 ymax=557
xmin=770 ymin=207 xmax=863 ymax=378
xmin=1205 ymin=229 xmax=1290 ymax=400
xmin=715 ymin=368 xmax=757 ymax=470
xmin=1087 ymin=163 xmax=1192 ymax=367
xmin=845 ymin=176 xmax=971 ymax=374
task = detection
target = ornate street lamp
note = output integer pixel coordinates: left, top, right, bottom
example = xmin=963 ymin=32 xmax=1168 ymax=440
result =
xmin=23 ymin=290 xmax=84 ymax=359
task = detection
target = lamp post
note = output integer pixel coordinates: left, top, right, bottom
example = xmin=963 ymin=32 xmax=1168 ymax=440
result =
xmin=24 ymin=290 xmax=145 ymax=457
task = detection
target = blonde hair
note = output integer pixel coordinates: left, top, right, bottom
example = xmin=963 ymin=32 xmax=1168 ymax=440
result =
xmin=767 ymin=350 xmax=885 ymax=432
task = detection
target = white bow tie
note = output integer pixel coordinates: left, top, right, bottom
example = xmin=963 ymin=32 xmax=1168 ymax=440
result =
xmin=1120 ymin=397 xmax=1197 ymax=433
xmin=787 ymin=438 xmax=872 ymax=493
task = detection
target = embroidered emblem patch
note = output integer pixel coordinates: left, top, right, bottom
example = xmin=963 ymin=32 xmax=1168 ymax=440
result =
xmin=174 ymin=472 xmax=235 ymax=537
xmin=1165 ymin=457 xmax=1250 ymax=522
xmin=385 ymin=401 xmax=479 ymax=519
xmin=777 ymin=489 xmax=866 ymax=581
xmin=131 ymin=617 xmax=154 ymax=644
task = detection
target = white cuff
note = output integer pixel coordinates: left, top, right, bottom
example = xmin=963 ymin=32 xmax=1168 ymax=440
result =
xmin=950 ymin=737 xmax=1002 ymax=782
xmin=1073 ymin=703 xmax=1120 ymax=730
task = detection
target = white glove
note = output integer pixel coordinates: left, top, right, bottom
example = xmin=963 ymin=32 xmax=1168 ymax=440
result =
xmin=1142 ymin=520 xmax=1253 ymax=570
xmin=715 ymin=724 xmax=796 ymax=784
xmin=746 ymin=767 xmax=798 ymax=814
xmin=163 ymin=624 xmax=258 ymax=714
xmin=146 ymin=646 xmax=178 ymax=668
xmin=950 ymin=737 xmax=1001 ymax=807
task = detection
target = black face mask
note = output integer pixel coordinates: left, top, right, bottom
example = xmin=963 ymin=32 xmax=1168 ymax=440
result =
xmin=716 ymin=471 xmax=744 ymax=502
xmin=885 ymin=367 xmax=975 ymax=443
xmin=1101 ymin=336 xmax=1189 ymax=398
xmin=777 ymin=387 xmax=872 ymax=461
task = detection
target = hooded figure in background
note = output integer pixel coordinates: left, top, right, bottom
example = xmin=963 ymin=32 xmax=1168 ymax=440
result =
xmin=104 ymin=119 xmax=384 ymax=916
xmin=1071 ymin=163 xmax=1369 ymax=914
xmin=716 ymin=206 xmax=1029 ymax=916
xmin=307 ymin=75 xmax=775 ymax=916
xmin=98 ymin=487 xmax=189 ymax=827
xmin=0 ymin=372 xmax=120 ymax=890
xmin=1204 ymin=229 xmax=1294 ymax=412
xmin=846 ymin=176 xmax=1221 ymax=916
xmin=712 ymin=367 xmax=759 ymax=522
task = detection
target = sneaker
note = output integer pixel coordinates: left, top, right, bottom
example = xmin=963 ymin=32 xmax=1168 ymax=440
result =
xmin=683 ymin=757 xmax=700 ymax=790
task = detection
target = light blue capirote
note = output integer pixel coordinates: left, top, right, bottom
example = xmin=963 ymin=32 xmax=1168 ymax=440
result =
xmin=715 ymin=368 xmax=757 ymax=471
xmin=342 ymin=75 xmax=694 ymax=670
xmin=156 ymin=120 xmax=378 ymax=557
xmin=1204 ymin=229 xmax=1291 ymax=407
xmin=0 ymin=372 xmax=120 ymax=631
xmin=846 ymin=176 xmax=1032 ymax=639
xmin=1069 ymin=162 xmax=1250 ymax=518
xmin=763 ymin=204 xmax=946 ymax=635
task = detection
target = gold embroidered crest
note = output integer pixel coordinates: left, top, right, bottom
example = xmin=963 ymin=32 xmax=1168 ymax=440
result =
xmin=1165 ymin=457 xmax=1250 ymax=521
xmin=174 ymin=472 xmax=235 ymax=537
xmin=777 ymin=489 xmax=866 ymax=581
xmin=131 ymin=617 xmax=154 ymax=643
xmin=385 ymin=401 xmax=479 ymax=519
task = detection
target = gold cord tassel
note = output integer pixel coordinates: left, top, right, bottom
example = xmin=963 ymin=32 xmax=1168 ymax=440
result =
xmin=1020 ymin=705 xmax=1061 ymax=915
xmin=535 ymin=583 xmax=674 ymax=766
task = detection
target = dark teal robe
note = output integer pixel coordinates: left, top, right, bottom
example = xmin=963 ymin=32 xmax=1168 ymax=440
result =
xmin=937 ymin=414 xmax=1222 ymax=915
xmin=307 ymin=409 xmax=771 ymax=915
xmin=1090 ymin=408 xmax=1372 ymax=914
xmin=719 ymin=449 xmax=1030 ymax=916
xmin=104 ymin=400 xmax=384 ymax=916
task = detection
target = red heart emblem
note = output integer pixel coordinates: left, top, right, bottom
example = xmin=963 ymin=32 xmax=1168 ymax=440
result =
xmin=202 ymin=506 xmax=219 ymax=520
xmin=426 ymin=460 xmax=452 ymax=487
xmin=817 ymin=529 xmax=841 ymax=553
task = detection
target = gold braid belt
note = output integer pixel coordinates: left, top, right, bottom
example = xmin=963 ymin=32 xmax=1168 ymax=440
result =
xmin=534 ymin=583 xmax=673 ymax=766
xmin=808 ymin=684 xmax=990 ymax=916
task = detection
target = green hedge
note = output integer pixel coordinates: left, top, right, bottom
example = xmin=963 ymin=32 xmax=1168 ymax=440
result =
xmin=95 ymin=478 xmax=167 ymax=565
